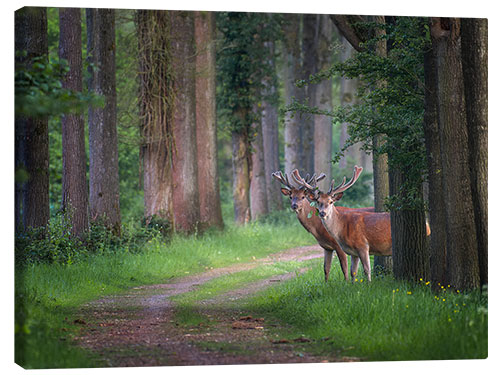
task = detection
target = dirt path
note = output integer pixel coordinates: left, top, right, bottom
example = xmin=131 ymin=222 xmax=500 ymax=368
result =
xmin=74 ymin=245 xmax=355 ymax=367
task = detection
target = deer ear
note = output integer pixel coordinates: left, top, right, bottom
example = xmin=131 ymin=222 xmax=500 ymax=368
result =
xmin=332 ymin=192 xmax=343 ymax=201
xmin=280 ymin=187 xmax=291 ymax=196
xmin=306 ymin=191 xmax=317 ymax=201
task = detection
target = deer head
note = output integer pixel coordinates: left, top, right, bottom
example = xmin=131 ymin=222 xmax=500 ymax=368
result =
xmin=272 ymin=171 xmax=325 ymax=213
xmin=293 ymin=166 xmax=363 ymax=219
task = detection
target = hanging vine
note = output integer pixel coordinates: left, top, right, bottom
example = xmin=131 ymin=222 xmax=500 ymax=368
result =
xmin=135 ymin=10 xmax=176 ymax=181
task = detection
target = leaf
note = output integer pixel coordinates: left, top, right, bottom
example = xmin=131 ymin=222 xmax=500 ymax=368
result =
xmin=307 ymin=212 xmax=312 ymax=219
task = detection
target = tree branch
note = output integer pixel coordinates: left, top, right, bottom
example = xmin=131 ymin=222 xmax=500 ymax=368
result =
xmin=330 ymin=15 xmax=366 ymax=52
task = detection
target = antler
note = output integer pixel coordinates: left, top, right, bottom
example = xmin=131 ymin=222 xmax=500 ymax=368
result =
xmin=272 ymin=171 xmax=293 ymax=189
xmin=290 ymin=170 xmax=327 ymax=198
xmin=327 ymin=165 xmax=363 ymax=196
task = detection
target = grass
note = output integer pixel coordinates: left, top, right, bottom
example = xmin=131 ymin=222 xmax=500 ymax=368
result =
xmin=15 ymin=214 xmax=315 ymax=369
xmin=244 ymin=259 xmax=488 ymax=362
xmin=171 ymin=259 xmax=316 ymax=305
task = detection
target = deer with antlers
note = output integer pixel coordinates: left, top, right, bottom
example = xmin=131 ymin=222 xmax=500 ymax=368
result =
xmin=291 ymin=166 xmax=392 ymax=282
xmin=272 ymin=170 xmax=373 ymax=281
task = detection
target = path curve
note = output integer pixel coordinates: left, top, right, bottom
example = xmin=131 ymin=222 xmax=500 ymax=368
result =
xmin=74 ymin=245 xmax=355 ymax=367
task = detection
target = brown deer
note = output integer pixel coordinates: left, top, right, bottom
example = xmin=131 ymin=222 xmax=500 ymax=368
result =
xmin=292 ymin=166 xmax=391 ymax=282
xmin=272 ymin=171 xmax=373 ymax=281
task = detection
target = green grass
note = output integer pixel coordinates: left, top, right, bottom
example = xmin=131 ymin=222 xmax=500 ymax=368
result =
xmin=15 ymin=215 xmax=315 ymax=369
xmin=245 ymin=260 xmax=488 ymax=361
xmin=171 ymin=259 xmax=316 ymax=305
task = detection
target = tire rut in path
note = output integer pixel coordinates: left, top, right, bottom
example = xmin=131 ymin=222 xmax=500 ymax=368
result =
xmin=74 ymin=245 xmax=355 ymax=367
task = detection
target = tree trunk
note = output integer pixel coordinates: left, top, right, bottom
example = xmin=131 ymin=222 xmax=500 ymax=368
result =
xmin=194 ymin=11 xmax=223 ymax=230
xmin=232 ymin=127 xmax=251 ymax=225
xmin=461 ymin=18 xmax=488 ymax=287
xmin=430 ymin=17 xmax=480 ymax=290
xmin=136 ymin=10 xmax=174 ymax=224
xmin=390 ymin=166 xmax=430 ymax=282
xmin=169 ymin=11 xmax=200 ymax=234
xmin=283 ymin=14 xmax=302 ymax=179
xmin=371 ymin=16 xmax=392 ymax=274
xmin=423 ymin=34 xmax=448 ymax=287
xmin=87 ymin=8 xmax=121 ymax=234
xmin=59 ymin=8 xmax=89 ymax=237
xmin=301 ymin=14 xmax=317 ymax=176
xmin=313 ymin=15 xmax=333 ymax=192
xmin=261 ymin=41 xmax=283 ymax=212
xmin=14 ymin=7 xmax=50 ymax=232
xmin=250 ymin=113 xmax=269 ymax=220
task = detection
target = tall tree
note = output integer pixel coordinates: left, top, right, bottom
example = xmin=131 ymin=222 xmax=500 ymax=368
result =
xmin=461 ymin=18 xmax=488 ymax=287
xmin=313 ymin=14 xmax=333 ymax=192
xmin=371 ymin=16 xmax=392 ymax=275
xmin=217 ymin=12 xmax=279 ymax=225
xmin=283 ymin=13 xmax=303 ymax=179
xmin=250 ymin=108 xmax=269 ymax=220
xmin=136 ymin=10 xmax=173 ymax=224
xmin=59 ymin=8 xmax=89 ymax=237
xmin=430 ymin=17 xmax=480 ymax=290
xmin=14 ymin=7 xmax=50 ymax=232
xmin=169 ymin=11 xmax=200 ymax=233
xmin=261 ymin=40 xmax=283 ymax=212
xmin=87 ymin=8 xmax=121 ymax=233
xmin=194 ymin=11 xmax=224 ymax=230
xmin=301 ymin=14 xmax=317 ymax=176
xmin=423 ymin=35 xmax=448 ymax=287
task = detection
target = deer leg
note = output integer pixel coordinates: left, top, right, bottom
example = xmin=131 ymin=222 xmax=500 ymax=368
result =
xmin=323 ymin=249 xmax=334 ymax=282
xmin=358 ymin=249 xmax=372 ymax=282
xmin=334 ymin=249 xmax=349 ymax=281
xmin=350 ymin=255 xmax=360 ymax=282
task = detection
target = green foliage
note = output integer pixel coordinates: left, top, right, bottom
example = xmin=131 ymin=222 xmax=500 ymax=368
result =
xmin=247 ymin=261 xmax=488 ymax=361
xmin=216 ymin=12 xmax=283 ymax=135
xmin=15 ymin=212 xmax=171 ymax=267
xmin=115 ymin=9 xmax=142 ymax=221
xmin=15 ymin=53 xmax=103 ymax=117
xmin=288 ymin=17 xmax=429 ymax=210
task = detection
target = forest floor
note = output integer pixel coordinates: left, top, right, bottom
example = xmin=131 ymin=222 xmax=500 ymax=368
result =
xmin=72 ymin=245 xmax=359 ymax=367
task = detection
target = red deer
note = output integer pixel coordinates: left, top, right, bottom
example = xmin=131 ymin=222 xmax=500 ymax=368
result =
xmin=292 ymin=166 xmax=392 ymax=282
xmin=272 ymin=171 xmax=373 ymax=281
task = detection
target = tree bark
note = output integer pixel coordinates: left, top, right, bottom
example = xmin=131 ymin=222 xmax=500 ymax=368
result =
xmin=389 ymin=166 xmax=430 ymax=282
xmin=423 ymin=34 xmax=448 ymax=287
xmin=313 ymin=14 xmax=333 ymax=192
xmin=194 ymin=11 xmax=223 ymax=230
xmin=460 ymin=18 xmax=488 ymax=287
xmin=59 ymin=8 xmax=89 ymax=237
xmin=430 ymin=17 xmax=480 ymax=290
xmin=301 ymin=14 xmax=317 ymax=176
xmin=232 ymin=127 xmax=251 ymax=225
xmin=261 ymin=41 xmax=283 ymax=212
xmin=330 ymin=15 xmax=366 ymax=53
xmin=250 ymin=113 xmax=269 ymax=220
xmin=87 ymin=8 xmax=121 ymax=234
xmin=283 ymin=14 xmax=302 ymax=180
xmin=170 ymin=11 xmax=200 ymax=234
xmin=136 ymin=10 xmax=174 ymax=224
xmin=14 ymin=7 xmax=50 ymax=231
